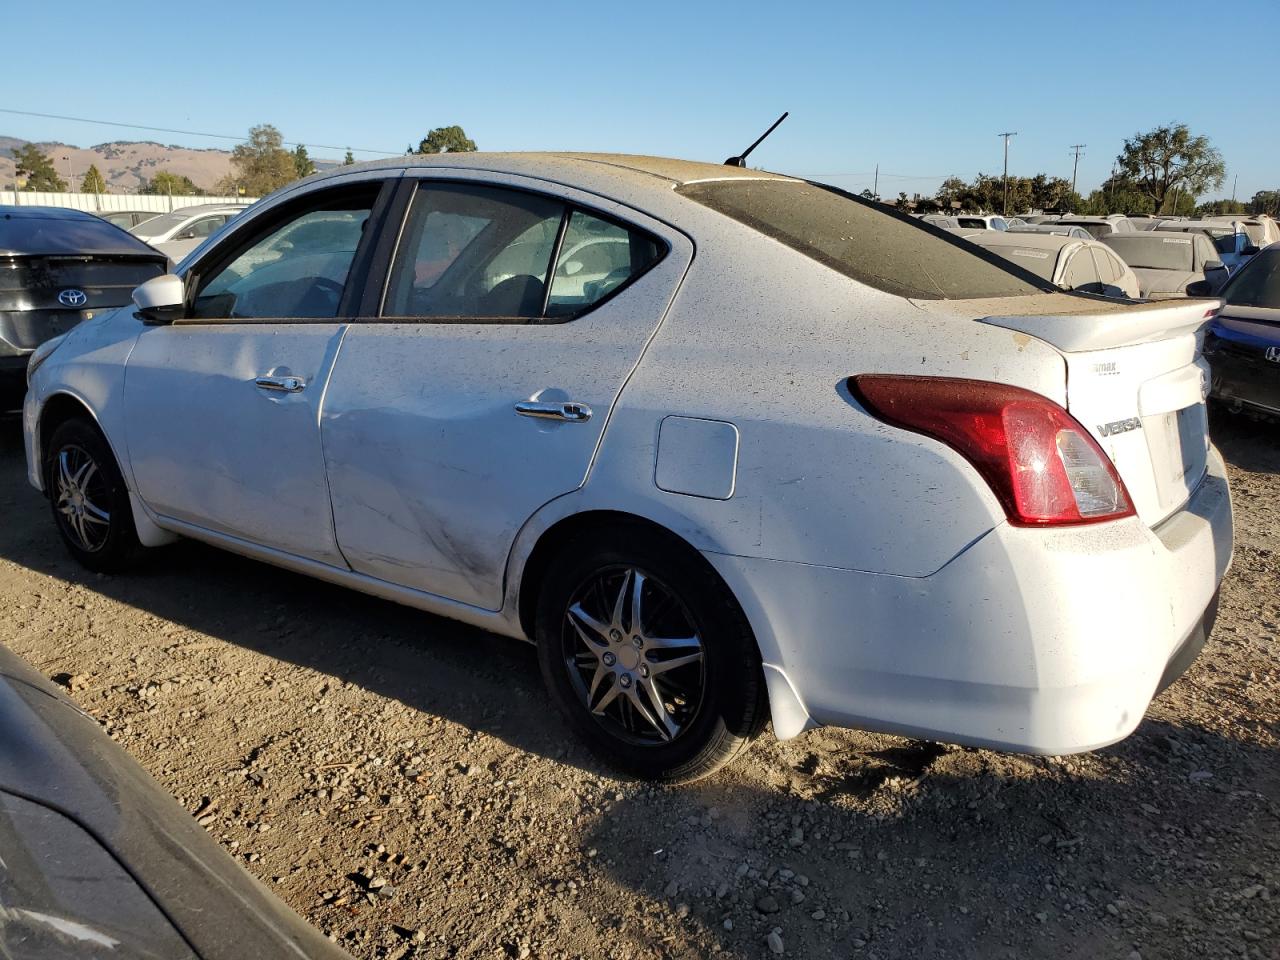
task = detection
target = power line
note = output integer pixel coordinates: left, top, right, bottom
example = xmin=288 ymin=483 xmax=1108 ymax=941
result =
xmin=0 ymin=107 xmax=402 ymax=157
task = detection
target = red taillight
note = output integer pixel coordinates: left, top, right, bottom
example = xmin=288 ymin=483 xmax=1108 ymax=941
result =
xmin=849 ymin=375 xmax=1135 ymax=526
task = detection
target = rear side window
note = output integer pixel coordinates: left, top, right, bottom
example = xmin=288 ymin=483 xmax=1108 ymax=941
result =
xmin=677 ymin=180 xmax=1045 ymax=300
xmin=384 ymin=182 xmax=664 ymax=320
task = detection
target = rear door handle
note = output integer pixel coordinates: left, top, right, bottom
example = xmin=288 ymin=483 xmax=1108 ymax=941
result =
xmin=514 ymin=400 xmax=592 ymax=422
xmin=255 ymin=375 xmax=306 ymax=393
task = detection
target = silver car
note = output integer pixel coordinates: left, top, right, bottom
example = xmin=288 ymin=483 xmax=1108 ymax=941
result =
xmin=129 ymin=203 xmax=248 ymax=263
xmin=1102 ymin=232 xmax=1230 ymax=298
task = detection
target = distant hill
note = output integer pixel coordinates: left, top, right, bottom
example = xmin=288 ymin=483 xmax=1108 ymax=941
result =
xmin=1 ymin=137 xmax=340 ymax=194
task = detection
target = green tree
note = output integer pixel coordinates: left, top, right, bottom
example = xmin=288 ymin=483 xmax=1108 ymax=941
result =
xmin=343 ymin=149 xmax=355 ymax=166
xmin=1248 ymin=190 xmax=1280 ymax=217
xmin=80 ymin=163 xmax=107 ymax=194
xmin=142 ymin=171 xmax=204 ymax=196
xmin=223 ymin=124 xmax=297 ymax=196
xmin=293 ymin=144 xmax=316 ymax=178
xmin=1115 ymin=124 xmax=1225 ymax=214
xmin=10 ymin=144 xmax=66 ymax=191
xmin=1195 ymin=198 xmax=1247 ymax=216
xmin=413 ymin=125 xmax=477 ymax=154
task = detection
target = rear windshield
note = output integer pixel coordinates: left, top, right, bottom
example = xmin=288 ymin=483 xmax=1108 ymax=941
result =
xmin=1222 ymin=248 xmax=1280 ymax=308
xmin=1103 ymin=235 xmax=1193 ymax=271
xmin=677 ymin=180 xmax=1045 ymax=300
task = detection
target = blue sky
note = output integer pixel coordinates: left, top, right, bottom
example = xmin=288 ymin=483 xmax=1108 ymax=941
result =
xmin=6 ymin=0 xmax=1277 ymax=200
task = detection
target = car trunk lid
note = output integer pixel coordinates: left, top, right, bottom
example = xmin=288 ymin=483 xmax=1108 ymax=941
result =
xmin=975 ymin=295 xmax=1216 ymax=527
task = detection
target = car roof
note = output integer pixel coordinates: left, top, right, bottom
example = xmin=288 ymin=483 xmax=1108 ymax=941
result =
xmin=0 ymin=205 xmax=166 ymax=258
xmin=168 ymin=203 xmax=248 ymax=216
xmin=963 ymin=231 xmax=1081 ymax=251
xmin=306 ymin=152 xmax=796 ymax=208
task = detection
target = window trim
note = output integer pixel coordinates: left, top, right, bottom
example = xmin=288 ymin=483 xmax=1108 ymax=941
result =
xmin=173 ymin=179 xmax=398 ymax=326
xmin=370 ymin=178 xmax=670 ymax=326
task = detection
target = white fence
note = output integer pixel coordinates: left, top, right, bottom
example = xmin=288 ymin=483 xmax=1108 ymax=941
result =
xmin=1 ymin=190 xmax=258 ymax=213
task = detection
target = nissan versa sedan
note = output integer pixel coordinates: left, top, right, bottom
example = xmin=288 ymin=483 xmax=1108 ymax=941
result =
xmin=23 ymin=154 xmax=1233 ymax=782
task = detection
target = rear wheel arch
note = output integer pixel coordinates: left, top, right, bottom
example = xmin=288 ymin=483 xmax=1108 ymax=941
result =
xmin=515 ymin=510 xmax=749 ymax=646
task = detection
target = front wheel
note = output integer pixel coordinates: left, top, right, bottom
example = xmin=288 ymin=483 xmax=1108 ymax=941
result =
xmin=535 ymin=527 xmax=767 ymax=782
xmin=45 ymin=417 xmax=145 ymax=572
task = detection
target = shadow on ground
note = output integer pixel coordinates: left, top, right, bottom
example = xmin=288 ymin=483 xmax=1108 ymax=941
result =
xmin=1 ymin=417 xmax=1277 ymax=959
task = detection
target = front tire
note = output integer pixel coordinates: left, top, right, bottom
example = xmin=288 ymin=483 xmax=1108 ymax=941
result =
xmin=535 ymin=525 xmax=767 ymax=782
xmin=45 ymin=417 xmax=144 ymax=573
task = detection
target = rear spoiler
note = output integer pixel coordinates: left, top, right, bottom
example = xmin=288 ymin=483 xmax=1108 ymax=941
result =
xmin=979 ymin=298 xmax=1219 ymax=353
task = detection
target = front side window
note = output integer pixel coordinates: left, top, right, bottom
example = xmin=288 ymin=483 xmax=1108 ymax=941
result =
xmin=191 ymin=188 xmax=376 ymax=319
xmin=1221 ymin=248 xmax=1280 ymax=307
xmin=384 ymin=182 xmax=664 ymax=320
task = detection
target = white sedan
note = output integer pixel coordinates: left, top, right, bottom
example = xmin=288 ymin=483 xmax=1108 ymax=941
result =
xmin=22 ymin=154 xmax=1233 ymax=781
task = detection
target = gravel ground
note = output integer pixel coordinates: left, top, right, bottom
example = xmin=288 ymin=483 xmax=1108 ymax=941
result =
xmin=1 ymin=410 xmax=1277 ymax=960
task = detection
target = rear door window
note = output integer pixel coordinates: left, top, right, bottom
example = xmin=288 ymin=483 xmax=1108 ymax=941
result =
xmin=678 ymin=180 xmax=1045 ymax=300
xmin=384 ymin=182 xmax=665 ymax=320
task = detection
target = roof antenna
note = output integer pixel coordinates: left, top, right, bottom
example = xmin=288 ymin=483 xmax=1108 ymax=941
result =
xmin=724 ymin=112 xmax=789 ymax=167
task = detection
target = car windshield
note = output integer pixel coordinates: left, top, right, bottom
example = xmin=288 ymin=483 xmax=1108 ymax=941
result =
xmin=1222 ymin=248 xmax=1280 ymax=308
xmin=1104 ymin=236 xmax=1194 ymax=271
xmin=130 ymin=212 xmax=189 ymax=237
xmin=677 ymin=180 xmax=1045 ymax=300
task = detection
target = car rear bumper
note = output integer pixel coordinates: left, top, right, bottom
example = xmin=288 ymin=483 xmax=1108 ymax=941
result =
xmin=706 ymin=445 xmax=1233 ymax=753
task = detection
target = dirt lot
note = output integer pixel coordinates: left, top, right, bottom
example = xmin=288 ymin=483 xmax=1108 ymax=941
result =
xmin=1 ymin=411 xmax=1277 ymax=960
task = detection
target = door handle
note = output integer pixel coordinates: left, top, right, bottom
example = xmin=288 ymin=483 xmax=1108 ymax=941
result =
xmin=514 ymin=400 xmax=593 ymax=422
xmin=255 ymin=375 xmax=306 ymax=393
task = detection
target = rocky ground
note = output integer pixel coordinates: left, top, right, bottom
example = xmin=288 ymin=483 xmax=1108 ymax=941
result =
xmin=0 ymin=410 xmax=1276 ymax=960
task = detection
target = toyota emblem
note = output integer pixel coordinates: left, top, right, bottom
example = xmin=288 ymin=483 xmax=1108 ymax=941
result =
xmin=57 ymin=289 xmax=88 ymax=307
xmin=1266 ymin=346 xmax=1280 ymax=364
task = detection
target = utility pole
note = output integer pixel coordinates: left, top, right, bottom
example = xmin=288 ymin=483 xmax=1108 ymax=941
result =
xmin=1232 ymin=174 xmax=1238 ymax=204
xmin=1068 ymin=144 xmax=1086 ymax=196
xmin=997 ymin=132 xmax=1017 ymax=215
xmin=873 ymin=163 xmax=879 ymax=200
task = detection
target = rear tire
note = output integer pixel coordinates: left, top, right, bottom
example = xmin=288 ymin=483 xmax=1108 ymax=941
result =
xmin=535 ymin=524 xmax=767 ymax=783
xmin=45 ymin=417 xmax=145 ymax=573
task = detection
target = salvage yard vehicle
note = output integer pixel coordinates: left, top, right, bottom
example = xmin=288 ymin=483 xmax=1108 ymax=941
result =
xmin=1153 ymin=219 xmax=1261 ymax=273
xmin=1044 ymin=216 xmax=1135 ymax=239
xmin=1101 ymin=232 xmax=1231 ymax=298
xmin=0 ymin=641 xmax=352 ymax=959
xmin=1 ymin=206 xmax=167 ymax=411
xmin=1203 ymin=214 xmax=1280 ymax=248
xmin=959 ymin=231 xmax=1141 ymax=298
xmin=96 ymin=209 xmax=158 ymax=229
xmin=1006 ymin=223 xmax=1095 ymax=239
xmin=22 ymin=154 xmax=1233 ymax=781
xmin=129 ymin=203 xmax=246 ymax=263
xmin=1203 ymin=243 xmax=1280 ymax=418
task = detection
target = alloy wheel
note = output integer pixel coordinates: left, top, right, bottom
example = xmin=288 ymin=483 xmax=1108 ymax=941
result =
xmin=561 ymin=566 xmax=706 ymax=745
xmin=53 ymin=444 xmax=112 ymax=553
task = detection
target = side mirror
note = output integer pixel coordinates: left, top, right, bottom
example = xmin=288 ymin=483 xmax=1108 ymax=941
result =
xmin=1185 ymin=279 xmax=1214 ymax=297
xmin=1203 ymin=260 xmax=1225 ymax=273
xmin=1243 ymin=244 xmax=1261 ymax=256
xmin=133 ymin=274 xmax=187 ymax=326
xmin=173 ymin=229 xmax=195 ymax=241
